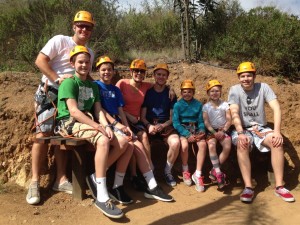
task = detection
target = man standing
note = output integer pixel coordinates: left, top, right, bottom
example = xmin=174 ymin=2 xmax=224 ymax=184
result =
xmin=26 ymin=11 xmax=95 ymax=204
xmin=141 ymin=63 xmax=180 ymax=187
xmin=228 ymin=61 xmax=295 ymax=203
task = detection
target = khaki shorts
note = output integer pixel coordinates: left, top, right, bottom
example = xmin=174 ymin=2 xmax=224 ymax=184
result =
xmin=72 ymin=122 xmax=103 ymax=145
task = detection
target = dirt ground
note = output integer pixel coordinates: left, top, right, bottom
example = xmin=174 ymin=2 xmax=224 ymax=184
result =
xmin=0 ymin=62 xmax=300 ymax=225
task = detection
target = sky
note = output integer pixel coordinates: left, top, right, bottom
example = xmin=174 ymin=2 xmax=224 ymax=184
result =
xmin=117 ymin=0 xmax=300 ymax=16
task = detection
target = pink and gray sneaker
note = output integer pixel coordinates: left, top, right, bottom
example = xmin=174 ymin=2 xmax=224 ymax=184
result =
xmin=275 ymin=186 xmax=295 ymax=202
xmin=240 ymin=187 xmax=254 ymax=202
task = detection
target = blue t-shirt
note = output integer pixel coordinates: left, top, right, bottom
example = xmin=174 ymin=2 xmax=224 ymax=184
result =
xmin=94 ymin=80 xmax=124 ymax=115
xmin=142 ymin=86 xmax=177 ymax=123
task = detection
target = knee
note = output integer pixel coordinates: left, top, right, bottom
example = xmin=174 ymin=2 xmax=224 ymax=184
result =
xmin=169 ymin=139 xmax=180 ymax=150
xmin=96 ymin=136 xmax=110 ymax=148
xmin=118 ymin=137 xmax=129 ymax=150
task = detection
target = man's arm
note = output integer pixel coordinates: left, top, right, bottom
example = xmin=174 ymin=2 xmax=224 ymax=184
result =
xmin=230 ymin=103 xmax=249 ymax=149
xmin=35 ymin=53 xmax=59 ymax=82
xmin=35 ymin=53 xmax=73 ymax=84
xmin=268 ymin=99 xmax=283 ymax=147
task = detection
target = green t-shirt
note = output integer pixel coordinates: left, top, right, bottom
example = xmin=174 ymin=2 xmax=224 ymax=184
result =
xmin=56 ymin=75 xmax=100 ymax=120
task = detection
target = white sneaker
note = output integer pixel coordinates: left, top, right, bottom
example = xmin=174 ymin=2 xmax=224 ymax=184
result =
xmin=52 ymin=180 xmax=73 ymax=194
xmin=26 ymin=181 xmax=40 ymax=205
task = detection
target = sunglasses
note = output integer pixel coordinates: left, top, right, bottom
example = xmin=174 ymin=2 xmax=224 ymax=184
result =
xmin=132 ymin=69 xmax=146 ymax=74
xmin=246 ymin=96 xmax=252 ymax=105
xmin=76 ymin=24 xmax=93 ymax=31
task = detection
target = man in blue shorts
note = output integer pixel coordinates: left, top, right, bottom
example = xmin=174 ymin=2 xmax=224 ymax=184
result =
xmin=228 ymin=61 xmax=295 ymax=203
xmin=141 ymin=63 xmax=180 ymax=187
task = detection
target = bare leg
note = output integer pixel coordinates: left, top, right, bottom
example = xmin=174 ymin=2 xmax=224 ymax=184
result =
xmin=166 ymin=134 xmax=180 ymax=164
xmin=262 ymin=135 xmax=284 ymax=187
xmin=54 ymin=145 xmax=69 ymax=184
xmin=31 ymin=133 xmax=49 ymax=182
xmin=237 ymin=142 xmax=252 ymax=187
xmin=180 ymin=137 xmax=189 ymax=166
xmin=195 ymin=140 xmax=207 ymax=171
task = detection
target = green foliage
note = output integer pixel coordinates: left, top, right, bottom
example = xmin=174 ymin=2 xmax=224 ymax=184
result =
xmin=204 ymin=6 xmax=300 ymax=79
xmin=0 ymin=0 xmax=299 ymax=80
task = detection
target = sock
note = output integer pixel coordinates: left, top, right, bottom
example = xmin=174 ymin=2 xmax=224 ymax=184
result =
xmin=182 ymin=164 xmax=189 ymax=172
xmin=164 ymin=161 xmax=173 ymax=174
xmin=195 ymin=170 xmax=202 ymax=177
xmin=210 ymin=155 xmax=221 ymax=173
xmin=96 ymin=177 xmax=109 ymax=202
xmin=143 ymin=170 xmax=157 ymax=190
xmin=113 ymin=171 xmax=125 ymax=189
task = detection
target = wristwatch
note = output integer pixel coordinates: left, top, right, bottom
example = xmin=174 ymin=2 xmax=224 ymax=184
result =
xmin=54 ymin=78 xmax=60 ymax=85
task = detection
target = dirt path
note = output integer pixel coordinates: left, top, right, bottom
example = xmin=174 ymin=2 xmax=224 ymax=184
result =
xmin=1 ymin=180 xmax=300 ymax=225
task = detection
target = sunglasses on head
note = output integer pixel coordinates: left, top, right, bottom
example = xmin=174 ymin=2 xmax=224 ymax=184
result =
xmin=132 ymin=69 xmax=146 ymax=74
xmin=76 ymin=24 xmax=93 ymax=31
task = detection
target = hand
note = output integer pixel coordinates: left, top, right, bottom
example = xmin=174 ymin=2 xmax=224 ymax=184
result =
xmin=271 ymin=131 xmax=283 ymax=148
xmin=105 ymin=126 xmax=114 ymax=140
xmin=148 ymin=124 xmax=157 ymax=135
xmin=187 ymin=135 xmax=197 ymax=143
xmin=97 ymin=125 xmax=108 ymax=137
xmin=214 ymin=131 xmax=225 ymax=141
xmin=59 ymin=74 xmax=73 ymax=84
xmin=237 ymin=133 xmax=250 ymax=150
xmin=194 ymin=131 xmax=205 ymax=141
xmin=168 ymin=88 xmax=176 ymax=101
xmin=154 ymin=124 xmax=164 ymax=133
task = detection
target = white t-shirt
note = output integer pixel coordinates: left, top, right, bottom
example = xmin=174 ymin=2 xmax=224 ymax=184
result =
xmin=202 ymin=100 xmax=229 ymax=129
xmin=40 ymin=35 xmax=94 ymax=87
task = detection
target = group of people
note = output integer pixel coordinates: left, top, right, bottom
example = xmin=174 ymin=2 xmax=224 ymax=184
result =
xmin=26 ymin=10 xmax=295 ymax=220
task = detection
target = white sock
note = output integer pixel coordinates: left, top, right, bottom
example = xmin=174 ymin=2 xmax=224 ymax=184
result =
xmin=195 ymin=170 xmax=202 ymax=177
xmin=182 ymin=164 xmax=189 ymax=172
xmin=143 ymin=170 xmax=157 ymax=190
xmin=164 ymin=161 xmax=173 ymax=174
xmin=113 ymin=172 xmax=125 ymax=189
xmin=96 ymin=177 xmax=109 ymax=202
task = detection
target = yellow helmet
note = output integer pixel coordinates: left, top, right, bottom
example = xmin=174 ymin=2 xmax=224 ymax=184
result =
xmin=237 ymin=62 xmax=256 ymax=75
xmin=73 ymin=11 xmax=95 ymax=25
xmin=153 ymin=63 xmax=169 ymax=74
xmin=206 ymin=79 xmax=222 ymax=91
xmin=69 ymin=45 xmax=90 ymax=61
xmin=181 ymin=80 xmax=195 ymax=90
xmin=130 ymin=59 xmax=147 ymax=71
xmin=96 ymin=56 xmax=114 ymax=69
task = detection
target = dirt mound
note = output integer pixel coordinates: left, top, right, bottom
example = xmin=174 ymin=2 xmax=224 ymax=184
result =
xmin=0 ymin=62 xmax=299 ymax=225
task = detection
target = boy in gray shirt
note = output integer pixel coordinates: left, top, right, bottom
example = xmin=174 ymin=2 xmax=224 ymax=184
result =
xmin=228 ymin=61 xmax=295 ymax=203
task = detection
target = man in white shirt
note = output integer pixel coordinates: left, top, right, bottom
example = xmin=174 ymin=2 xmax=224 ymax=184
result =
xmin=26 ymin=11 xmax=95 ymax=205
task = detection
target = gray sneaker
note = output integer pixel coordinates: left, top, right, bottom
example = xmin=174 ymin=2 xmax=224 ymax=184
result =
xmin=26 ymin=181 xmax=40 ymax=205
xmin=52 ymin=180 xmax=73 ymax=194
xmin=95 ymin=199 xmax=124 ymax=219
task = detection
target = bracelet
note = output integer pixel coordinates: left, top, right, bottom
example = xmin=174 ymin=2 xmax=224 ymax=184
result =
xmin=112 ymin=120 xmax=118 ymax=126
xmin=105 ymin=124 xmax=111 ymax=128
xmin=210 ymin=129 xmax=216 ymax=134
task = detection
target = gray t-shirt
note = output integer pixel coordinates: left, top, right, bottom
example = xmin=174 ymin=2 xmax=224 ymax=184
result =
xmin=227 ymin=83 xmax=276 ymax=127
